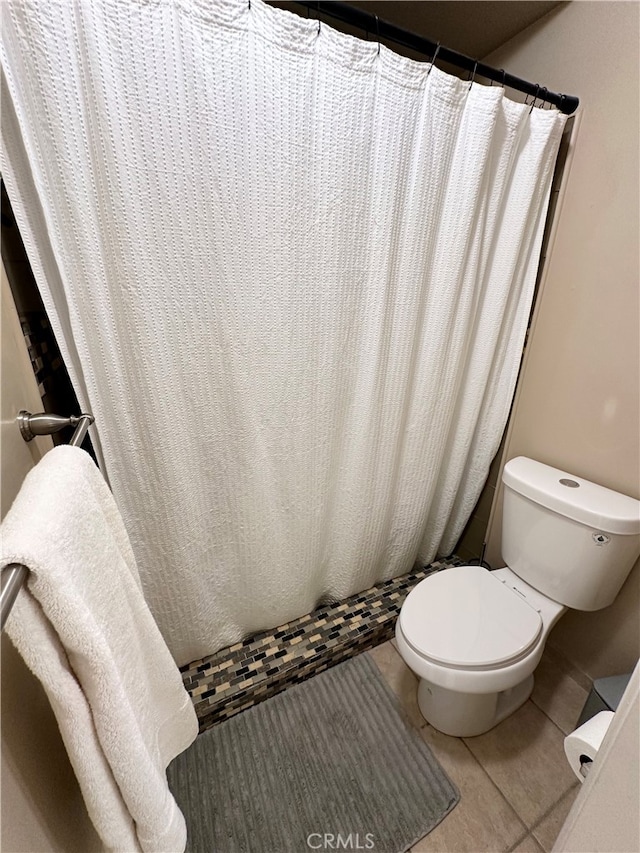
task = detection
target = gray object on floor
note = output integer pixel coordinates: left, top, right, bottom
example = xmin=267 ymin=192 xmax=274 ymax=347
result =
xmin=168 ymin=653 xmax=460 ymax=853
xmin=577 ymin=672 xmax=633 ymax=726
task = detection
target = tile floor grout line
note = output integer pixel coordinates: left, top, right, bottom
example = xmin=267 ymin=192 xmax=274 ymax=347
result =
xmin=506 ymin=828 xmax=535 ymax=852
xmin=459 ymin=723 xmax=578 ymax=841
xmin=457 ymin=735 xmax=531 ymax=839
xmin=422 ymin=721 xmax=532 ymax=847
xmin=524 ymin=782 xmax=581 ymax=850
xmin=531 ymin=692 xmax=579 ymax=739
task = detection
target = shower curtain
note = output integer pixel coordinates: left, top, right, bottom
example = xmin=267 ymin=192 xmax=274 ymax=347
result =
xmin=1 ymin=0 xmax=566 ymax=665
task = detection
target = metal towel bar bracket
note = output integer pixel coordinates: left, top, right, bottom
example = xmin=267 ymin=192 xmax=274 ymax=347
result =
xmin=1 ymin=410 xmax=95 ymax=630
xmin=18 ymin=409 xmax=94 ymax=444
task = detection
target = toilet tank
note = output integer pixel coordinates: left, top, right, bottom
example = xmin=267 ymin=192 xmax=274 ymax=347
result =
xmin=501 ymin=457 xmax=640 ymax=611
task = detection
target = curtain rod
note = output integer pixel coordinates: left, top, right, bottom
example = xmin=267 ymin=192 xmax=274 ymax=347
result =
xmin=288 ymin=1 xmax=579 ymax=115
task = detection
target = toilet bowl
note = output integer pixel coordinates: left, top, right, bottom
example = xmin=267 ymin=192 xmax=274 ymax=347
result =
xmin=395 ymin=456 xmax=640 ymax=738
xmin=395 ymin=565 xmax=565 ymax=737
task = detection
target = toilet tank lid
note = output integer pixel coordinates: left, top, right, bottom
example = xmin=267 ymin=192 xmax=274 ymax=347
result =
xmin=502 ymin=457 xmax=640 ymax=535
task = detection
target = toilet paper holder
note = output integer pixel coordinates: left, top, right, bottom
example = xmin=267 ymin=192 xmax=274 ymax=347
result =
xmin=578 ymin=754 xmax=593 ymax=778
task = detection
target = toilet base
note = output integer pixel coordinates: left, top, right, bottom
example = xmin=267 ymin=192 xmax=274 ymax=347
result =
xmin=417 ymin=674 xmax=535 ymax=737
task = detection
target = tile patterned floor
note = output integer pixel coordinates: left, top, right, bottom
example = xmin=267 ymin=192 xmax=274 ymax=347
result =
xmin=369 ymin=640 xmax=585 ymax=853
xmin=181 ymin=557 xmax=462 ymax=733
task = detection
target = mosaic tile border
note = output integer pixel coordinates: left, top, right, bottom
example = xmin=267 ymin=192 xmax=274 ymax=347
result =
xmin=20 ymin=312 xmax=62 ymax=400
xmin=181 ymin=557 xmax=463 ymax=734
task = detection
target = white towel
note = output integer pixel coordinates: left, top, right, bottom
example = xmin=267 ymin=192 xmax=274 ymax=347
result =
xmin=1 ymin=446 xmax=198 ymax=853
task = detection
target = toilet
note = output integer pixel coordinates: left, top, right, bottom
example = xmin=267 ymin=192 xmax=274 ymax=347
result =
xmin=396 ymin=456 xmax=640 ymax=737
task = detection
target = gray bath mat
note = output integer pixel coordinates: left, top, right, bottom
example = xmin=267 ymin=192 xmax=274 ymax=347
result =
xmin=168 ymin=653 xmax=459 ymax=853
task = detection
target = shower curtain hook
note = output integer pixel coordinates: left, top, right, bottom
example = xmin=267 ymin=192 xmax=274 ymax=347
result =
xmin=539 ymin=86 xmax=548 ymax=108
xmin=529 ymin=83 xmax=540 ymax=113
xmin=375 ymin=14 xmax=380 ymax=56
xmin=500 ymin=68 xmax=506 ymax=89
xmin=427 ymin=42 xmax=440 ymax=76
xmin=316 ymin=1 xmax=321 ymax=35
xmin=468 ymin=60 xmax=478 ymax=91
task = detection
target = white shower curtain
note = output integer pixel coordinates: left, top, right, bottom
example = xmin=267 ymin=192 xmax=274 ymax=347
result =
xmin=1 ymin=0 xmax=566 ymax=665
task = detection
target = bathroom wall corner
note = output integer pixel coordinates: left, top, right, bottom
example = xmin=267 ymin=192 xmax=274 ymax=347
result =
xmin=481 ymin=0 xmax=640 ymax=681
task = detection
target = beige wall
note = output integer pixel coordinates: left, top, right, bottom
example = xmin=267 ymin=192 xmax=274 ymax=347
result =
xmin=1 ymin=264 xmax=102 ymax=852
xmin=484 ymin=1 xmax=640 ymax=679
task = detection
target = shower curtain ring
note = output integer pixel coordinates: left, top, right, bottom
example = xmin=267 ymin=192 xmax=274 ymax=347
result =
xmin=539 ymin=86 xmax=548 ymax=108
xmin=375 ymin=14 xmax=380 ymax=56
xmin=529 ymin=83 xmax=540 ymax=113
xmin=427 ymin=42 xmax=440 ymax=76
xmin=501 ymin=68 xmax=506 ymax=89
xmin=468 ymin=60 xmax=478 ymax=91
xmin=316 ymin=1 xmax=321 ymax=35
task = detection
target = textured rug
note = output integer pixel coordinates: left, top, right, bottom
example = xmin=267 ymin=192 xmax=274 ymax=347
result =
xmin=168 ymin=653 xmax=459 ymax=853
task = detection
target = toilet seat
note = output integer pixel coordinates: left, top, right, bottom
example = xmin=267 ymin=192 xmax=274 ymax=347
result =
xmin=399 ymin=567 xmax=543 ymax=670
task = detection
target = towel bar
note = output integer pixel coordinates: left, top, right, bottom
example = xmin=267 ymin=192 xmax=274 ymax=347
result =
xmin=1 ymin=411 xmax=94 ymax=631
